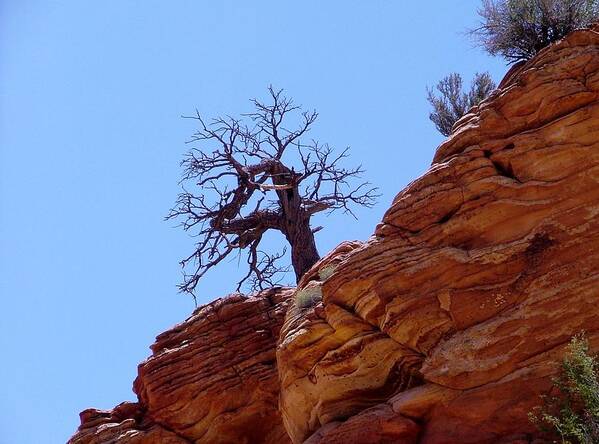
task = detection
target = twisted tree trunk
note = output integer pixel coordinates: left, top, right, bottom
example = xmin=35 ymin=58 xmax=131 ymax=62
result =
xmin=287 ymin=218 xmax=320 ymax=282
xmin=273 ymin=166 xmax=320 ymax=282
xmin=170 ymin=87 xmax=377 ymax=294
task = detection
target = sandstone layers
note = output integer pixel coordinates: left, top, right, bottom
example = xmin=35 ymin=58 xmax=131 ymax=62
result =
xmin=72 ymin=28 xmax=599 ymax=443
xmin=278 ymin=28 xmax=599 ymax=443
xmin=70 ymin=288 xmax=293 ymax=444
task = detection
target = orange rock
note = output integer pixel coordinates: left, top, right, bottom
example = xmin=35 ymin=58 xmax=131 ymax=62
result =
xmin=277 ymin=28 xmax=599 ymax=443
xmin=71 ymin=28 xmax=599 ymax=444
xmin=303 ymin=404 xmax=420 ymax=444
xmin=69 ymin=402 xmax=187 ymax=443
xmin=70 ymin=288 xmax=293 ymax=444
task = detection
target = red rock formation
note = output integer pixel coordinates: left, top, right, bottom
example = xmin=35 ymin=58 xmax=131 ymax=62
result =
xmin=71 ymin=28 xmax=599 ymax=444
xmin=69 ymin=288 xmax=293 ymax=444
xmin=277 ymin=28 xmax=599 ymax=444
xmin=69 ymin=402 xmax=188 ymax=443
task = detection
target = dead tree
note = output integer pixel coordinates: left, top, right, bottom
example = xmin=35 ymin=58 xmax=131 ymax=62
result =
xmin=168 ymin=87 xmax=378 ymax=298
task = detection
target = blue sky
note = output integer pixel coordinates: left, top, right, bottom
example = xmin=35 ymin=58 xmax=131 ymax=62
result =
xmin=0 ymin=2 xmax=506 ymax=443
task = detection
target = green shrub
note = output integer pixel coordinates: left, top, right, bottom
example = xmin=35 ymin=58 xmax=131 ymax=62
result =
xmin=295 ymin=285 xmax=323 ymax=309
xmin=529 ymin=334 xmax=599 ymax=443
xmin=318 ymin=264 xmax=337 ymax=281
xmin=427 ymin=72 xmax=495 ymax=137
xmin=473 ymin=0 xmax=599 ymax=63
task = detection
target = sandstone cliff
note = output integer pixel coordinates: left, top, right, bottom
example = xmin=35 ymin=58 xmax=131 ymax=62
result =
xmin=71 ymin=28 xmax=599 ymax=444
xmin=70 ymin=288 xmax=293 ymax=444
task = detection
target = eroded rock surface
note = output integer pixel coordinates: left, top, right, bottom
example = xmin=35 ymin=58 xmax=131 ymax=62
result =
xmin=70 ymin=288 xmax=293 ymax=444
xmin=69 ymin=402 xmax=188 ymax=444
xmin=277 ymin=28 xmax=599 ymax=443
xmin=71 ymin=28 xmax=599 ymax=444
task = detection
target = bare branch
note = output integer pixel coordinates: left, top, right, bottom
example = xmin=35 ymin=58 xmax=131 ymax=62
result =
xmin=169 ymin=87 xmax=378 ymax=297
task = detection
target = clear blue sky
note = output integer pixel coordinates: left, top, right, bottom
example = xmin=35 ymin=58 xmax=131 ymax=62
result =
xmin=0 ymin=2 xmax=506 ymax=443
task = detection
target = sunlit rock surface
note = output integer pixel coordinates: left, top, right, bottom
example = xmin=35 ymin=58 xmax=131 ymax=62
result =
xmin=277 ymin=28 xmax=599 ymax=443
xmin=70 ymin=288 xmax=293 ymax=444
xmin=71 ymin=28 xmax=599 ymax=444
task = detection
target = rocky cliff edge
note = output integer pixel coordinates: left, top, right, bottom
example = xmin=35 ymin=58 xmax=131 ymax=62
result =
xmin=71 ymin=27 xmax=599 ymax=444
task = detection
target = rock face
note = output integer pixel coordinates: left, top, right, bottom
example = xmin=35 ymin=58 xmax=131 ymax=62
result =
xmin=70 ymin=288 xmax=293 ymax=444
xmin=71 ymin=28 xmax=599 ymax=444
xmin=68 ymin=402 xmax=188 ymax=444
xmin=277 ymin=28 xmax=599 ymax=443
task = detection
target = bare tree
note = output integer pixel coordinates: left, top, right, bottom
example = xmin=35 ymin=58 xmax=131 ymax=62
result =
xmin=168 ymin=87 xmax=378 ymax=299
xmin=427 ymin=72 xmax=496 ymax=137
xmin=472 ymin=0 xmax=599 ymax=63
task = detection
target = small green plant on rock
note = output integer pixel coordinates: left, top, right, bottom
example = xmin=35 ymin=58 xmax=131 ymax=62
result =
xmin=294 ymin=284 xmax=323 ymax=309
xmin=529 ymin=334 xmax=599 ymax=443
xmin=427 ymin=72 xmax=496 ymax=137
xmin=318 ymin=264 xmax=337 ymax=281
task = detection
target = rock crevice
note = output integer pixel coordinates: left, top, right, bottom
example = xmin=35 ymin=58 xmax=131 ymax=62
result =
xmin=71 ymin=28 xmax=599 ymax=444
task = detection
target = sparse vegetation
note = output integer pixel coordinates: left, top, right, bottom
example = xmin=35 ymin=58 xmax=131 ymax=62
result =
xmin=473 ymin=0 xmax=599 ymax=63
xmin=529 ymin=334 xmax=599 ymax=443
xmin=294 ymin=285 xmax=323 ymax=309
xmin=169 ymin=87 xmax=378 ymax=299
xmin=318 ymin=264 xmax=337 ymax=281
xmin=427 ymin=72 xmax=496 ymax=137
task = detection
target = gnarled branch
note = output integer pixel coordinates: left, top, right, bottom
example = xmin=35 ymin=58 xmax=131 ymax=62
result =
xmin=169 ymin=87 xmax=378 ymax=299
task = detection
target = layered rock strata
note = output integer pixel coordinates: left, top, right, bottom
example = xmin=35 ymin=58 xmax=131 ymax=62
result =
xmin=277 ymin=28 xmax=599 ymax=443
xmin=70 ymin=288 xmax=293 ymax=444
xmin=71 ymin=28 xmax=599 ymax=444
